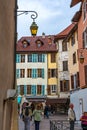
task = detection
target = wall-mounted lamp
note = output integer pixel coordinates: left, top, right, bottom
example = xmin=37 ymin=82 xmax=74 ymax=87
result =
xmin=79 ymin=52 xmax=84 ymax=64
xmin=78 ymin=48 xmax=84 ymax=64
xmin=17 ymin=10 xmax=38 ymax=36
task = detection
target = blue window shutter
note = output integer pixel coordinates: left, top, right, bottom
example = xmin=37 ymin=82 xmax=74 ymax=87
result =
xmin=42 ymin=69 xmax=44 ymax=78
xmin=42 ymin=54 xmax=45 ymax=62
xmin=32 ymin=69 xmax=34 ymax=78
xmin=16 ymin=69 xmax=20 ymax=78
xmin=16 ymin=54 xmax=18 ymax=63
xmin=32 ymin=54 xmax=34 ymax=62
xmin=42 ymin=85 xmax=45 ymax=96
xmin=31 ymin=85 xmax=36 ymax=96
xmin=24 ymin=85 xmax=27 ymax=95
xmin=17 ymin=85 xmax=20 ymax=95
xmin=16 ymin=54 xmax=21 ymax=63
xmin=32 ymin=69 xmax=37 ymax=78
xmin=35 ymin=69 xmax=37 ymax=78
xmin=32 ymin=54 xmax=37 ymax=62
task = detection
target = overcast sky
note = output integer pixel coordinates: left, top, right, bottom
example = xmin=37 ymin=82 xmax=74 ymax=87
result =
xmin=17 ymin=0 xmax=80 ymax=39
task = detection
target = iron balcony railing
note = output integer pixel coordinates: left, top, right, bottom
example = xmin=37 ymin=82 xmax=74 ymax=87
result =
xmin=50 ymin=120 xmax=82 ymax=130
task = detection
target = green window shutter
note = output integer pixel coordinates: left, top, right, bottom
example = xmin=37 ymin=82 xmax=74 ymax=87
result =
xmin=31 ymin=85 xmax=36 ymax=96
xmin=17 ymin=85 xmax=20 ymax=95
xmin=16 ymin=69 xmax=20 ymax=78
xmin=42 ymin=69 xmax=44 ymax=78
xmin=16 ymin=54 xmax=21 ymax=63
xmin=42 ymin=85 xmax=45 ymax=96
xmin=24 ymin=85 xmax=27 ymax=95
xmin=42 ymin=54 xmax=45 ymax=62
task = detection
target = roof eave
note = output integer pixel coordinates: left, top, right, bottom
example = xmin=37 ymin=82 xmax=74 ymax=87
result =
xmin=70 ymin=0 xmax=81 ymax=7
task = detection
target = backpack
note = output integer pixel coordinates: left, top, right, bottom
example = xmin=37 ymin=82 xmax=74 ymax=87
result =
xmin=25 ymin=107 xmax=29 ymax=116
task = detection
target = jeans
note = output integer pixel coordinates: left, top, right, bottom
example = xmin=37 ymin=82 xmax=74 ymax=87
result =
xmin=35 ymin=121 xmax=40 ymax=130
xmin=70 ymin=120 xmax=74 ymax=130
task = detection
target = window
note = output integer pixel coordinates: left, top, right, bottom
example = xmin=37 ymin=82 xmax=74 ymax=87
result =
xmin=62 ymin=42 xmax=67 ymax=51
xmin=28 ymin=54 xmax=32 ymax=62
xmin=38 ymin=69 xmax=42 ymax=77
xmin=27 ymin=85 xmax=31 ymax=94
xmin=83 ymin=0 xmax=87 ymax=20
xmin=71 ymin=34 xmax=75 ymax=46
xmin=51 ymin=85 xmax=56 ymax=93
xmin=63 ymin=61 xmax=68 ymax=71
xmin=83 ymin=27 xmax=87 ymax=48
xmin=27 ymin=69 xmax=32 ymax=77
xmin=20 ymin=69 xmax=25 ymax=78
xmin=48 ymin=69 xmax=56 ymax=78
xmin=73 ymin=52 xmax=76 ymax=64
xmin=51 ymin=53 xmax=56 ymax=62
xmin=71 ymin=72 xmax=80 ymax=89
xmin=37 ymin=85 xmax=41 ymax=95
xmin=20 ymin=85 xmax=24 ymax=95
xmin=21 ymin=55 xmax=25 ymax=62
xmin=60 ymin=80 xmax=69 ymax=92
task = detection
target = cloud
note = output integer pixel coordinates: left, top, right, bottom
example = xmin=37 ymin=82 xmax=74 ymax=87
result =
xmin=17 ymin=0 xmax=80 ymax=39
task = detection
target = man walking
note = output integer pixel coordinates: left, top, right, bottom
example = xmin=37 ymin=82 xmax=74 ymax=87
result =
xmin=68 ymin=103 xmax=76 ymax=130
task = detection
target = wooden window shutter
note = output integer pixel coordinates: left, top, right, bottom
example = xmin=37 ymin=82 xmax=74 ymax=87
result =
xmin=60 ymin=81 xmax=63 ymax=92
xmin=56 ymin=68 xmax=58 ymax=78
xmin=47 ymin=85 xmax=51 ymax=95
xmin=71 ymin=75 xmax=74 ymax=89
xmin=48 ymin=69 xmax=51 ymax=78
xmin=76 ymin=72 xmax=80 ymax=87
xmin=84 ymin=65 xmax=87 ymax=85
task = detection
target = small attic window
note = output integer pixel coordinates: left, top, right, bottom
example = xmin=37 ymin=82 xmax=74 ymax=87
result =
xmin=36 ymin=40 xmax=44 ymax=47
xmin=22 ymin=40 xmax=30 ymax=48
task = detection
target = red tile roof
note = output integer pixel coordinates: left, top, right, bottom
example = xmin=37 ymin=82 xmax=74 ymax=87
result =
xmin=54 ymin=23 xmax=76 ymax=40
xmin=16 ymin=35 xmax=58 ymax=53
xmin=70 ymin=0 xmax=81 ymax=7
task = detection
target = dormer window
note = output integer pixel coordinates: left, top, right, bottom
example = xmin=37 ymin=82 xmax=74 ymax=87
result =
xmin=36 ymin=39 xmax=44 ymax=47
xmin=22 ymin=39 xmax=30 ymax=48
xmin=37 ymin=41 xmax=41 ymax=47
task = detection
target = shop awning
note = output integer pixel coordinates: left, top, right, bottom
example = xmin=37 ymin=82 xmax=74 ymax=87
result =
xmin=46 ymin=98 xmax=70 ymax=104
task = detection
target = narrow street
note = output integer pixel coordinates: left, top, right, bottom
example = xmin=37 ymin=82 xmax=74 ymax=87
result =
xmin=18 ymin=114 xmax=82 ymax=130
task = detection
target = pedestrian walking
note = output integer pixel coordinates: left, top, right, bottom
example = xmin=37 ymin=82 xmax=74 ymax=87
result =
xmin=68 ymin=103 xmax=76 ymax=130
xmin=23 ymin=102 xmax=31 ymax=130
xmin=44 ymin=104 xmax=49 ymax=118
xmin=80 ymin=112 xmax=87 ymax=130
xmin=32 ymin=105 xmax=42 ymax=130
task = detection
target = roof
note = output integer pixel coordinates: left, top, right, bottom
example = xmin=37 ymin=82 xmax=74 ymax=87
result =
xmin=63 ymin=23 xmax=78 ymax=42
xmin=70 ymin=0 xmax=81 ymax=7
xmin=16 ymin=35 xmax=58 ymax=53
xmin=54 ymin=23 xmax=76 ymax=41
xmin=71 ymin=11 xmax=82 ymax=22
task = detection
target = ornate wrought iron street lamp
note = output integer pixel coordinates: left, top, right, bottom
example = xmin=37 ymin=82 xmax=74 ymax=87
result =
xmin=17 ymin=10 xmax=38 ymax=36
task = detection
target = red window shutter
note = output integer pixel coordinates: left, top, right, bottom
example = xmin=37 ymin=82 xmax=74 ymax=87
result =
xmin=84 ymin=65 xmax=87 ymax=85
xmin=47 ymin=85 xmax=51 ymax=95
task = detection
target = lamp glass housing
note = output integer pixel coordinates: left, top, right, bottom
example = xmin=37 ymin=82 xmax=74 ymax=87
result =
xmin=30 ymin=21 xmax=38 ymax=36
xmin=80 ymin=54 xmax=84 ymax=64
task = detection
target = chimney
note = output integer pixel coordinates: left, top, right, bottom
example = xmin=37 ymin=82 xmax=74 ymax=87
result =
xmin=48 ymin=36 xmax=52 ymax=44
xmin=42 ymin=32 xmax=45 ymax=38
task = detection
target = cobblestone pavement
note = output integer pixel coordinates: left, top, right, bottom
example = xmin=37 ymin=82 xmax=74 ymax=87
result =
xmin=18 ymin=114 xmax=82 ymax=130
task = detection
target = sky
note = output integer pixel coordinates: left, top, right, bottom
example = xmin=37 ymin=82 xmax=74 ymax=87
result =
xmin=17 ymin=0 xmax=81 ymax=40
